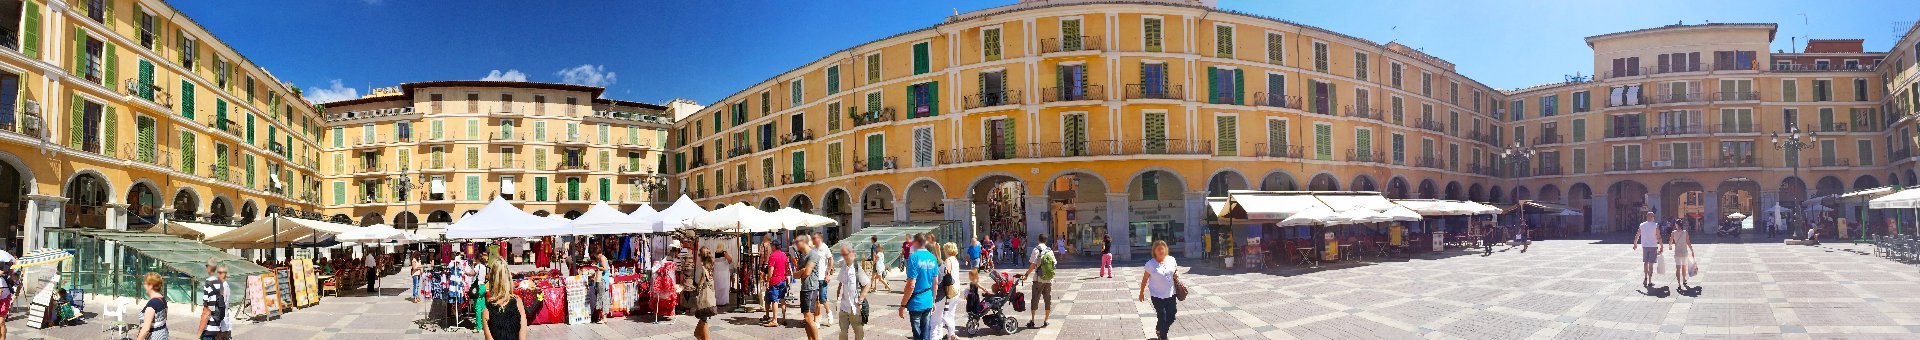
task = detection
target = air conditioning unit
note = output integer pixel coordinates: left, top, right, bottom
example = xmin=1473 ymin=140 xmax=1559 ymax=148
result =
xmin=865 ymin=197 xmax=885 ymax=210
xmin=23 ymin=100 xmax=40 ymax=115
xmin=124 ymin=79 xmax=138 ymax=94
xmin=1650 ymin=160 xmax=1672 ymax=168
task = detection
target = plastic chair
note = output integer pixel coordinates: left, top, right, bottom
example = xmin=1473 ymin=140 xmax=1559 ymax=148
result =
xmin=101 ymin=299 xmax=132 ymax=339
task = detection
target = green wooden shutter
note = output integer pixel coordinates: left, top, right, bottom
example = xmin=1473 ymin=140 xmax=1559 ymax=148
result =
xmin=1328 ymin=83 xmax=1339 ymax=114
xmin=102 ymin=42 xmax=115 ymax=87
xmin=1233 ymin=69 xmax=1245 ymax=105
xmin=1355 ymin=129 xmax=1371 ymax=156
xmin=1215 ymin=116 xmax=1236 ymax=156
xmin=912 ymin=42 xmax=930 ymax=74
xmin=866 ymin=134 xmax=884 ymax=163
xmin=827 ymin=143 xmax=841 ymax=177
xmin=1000 ymin=118 xmax=1015 ymax=152
xmin=1206 ymin=67 xmax=1219 ymax=103
xmin=246 ymin=114 xmax=255 ymax=143
xmin=1572 ymin=119 xmax=1586 ymax=142
xmin=137 ymin=116 xmax=154 ymax=162
xmin=67 ymin=95 xmax=81 ymax=148
xmin=1315 ymin=124 xmax=1332 ymax=160
xmin=72 ymin=27 xmax=85 ymax=76
xmin=791 ymin=151 xmax=805 ymax=180
xmin=103 ymin=106 xmax=116 ymax=154
xmin=600 ymin=178 xmax=611 ymax=201
xmin=334 ymin=181 xmax=345 ymax=205
xmin=180 ymin=132 xmax=194 ymax=173
xmin=928 ymin=81 xmax=939 ymax=115
xmin=21 ymin=1 xmax=39 ymax=58
xmin=534 ymin=177 xmax=548 ymax=201
xmin=180 ymin=80 xmax=195 ymax=118
xmin=215 ymin=99 xmax=227 ymax=129
xmin=466 ymin=176 xmax=480 ymax=200
xmin=567 ymin=178 xmax=581 ymax=200
xmin=137 ymin=59 xmax=154 ymax=99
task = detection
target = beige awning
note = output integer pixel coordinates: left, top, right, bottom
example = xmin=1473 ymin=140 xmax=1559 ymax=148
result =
xmin=203 ymin=215 xmax=361 ymax=249
xmin=145 ymin=220 xmax=238 ymax=240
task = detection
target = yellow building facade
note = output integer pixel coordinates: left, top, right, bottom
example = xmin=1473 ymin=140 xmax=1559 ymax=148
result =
xmin=316 ymin=81 xmax=678 ymax=230
xmin=667 ymin=1 xmax=1919 ymax=259
xmin=0 ymin=0 xmax=327 ymax=254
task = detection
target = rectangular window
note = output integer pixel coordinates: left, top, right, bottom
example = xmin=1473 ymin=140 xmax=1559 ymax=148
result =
xmin=826 ymin=65 xmax=841 ymax=94
xmin=1391 ymin=133 xmax=1405 ymax=165
xmin=1353 ymin=52 xmax=1368 ymax=81
xmin=912 ymin=41 xmax=931 ymax=75
xmin=1312 ymin=41 xmax=1329 ymax=72
xmin=913 ymin=127 xmax=934 ymax=167
xmin=1145 ymin=112 xmax=1168 ymax=154
xmin=1314 ymin=123 xmax=1333 ymax=160
xmin=866 ymin=53 xmax=882 ymax=83
xmin=1541 ymin=95 xmax=1558 ymax=116
xmin=1215 ymin=115 xmax=1237 ymax=156
xmin=1572 ymin=91 xmax=1591 ymax=112
xmin=1859 ymin=139 xmax=1875 ymax=166
xmin=908 ymin=81 xmax=939 ymax=118
xmin=1206 ymin=67 xmax=1242 ymax=104
xmin=1855 ymin=78 xmax=1869 ymax=102
xmin=1390 ymin=62 xmax=1403 ymax=88
xmin=790 ymin=79 xmax=804 ymax=106
xmin=1062 ymin=113 xmax=1088 ymax=156
xmin=1265 ymin=32 xmax=1284 ymax=64
xmin=1266 ymin=119 xmax=1288 ymax=156
xmin=1572 ymin=119 xmax=1586 ymax=142
xmin=1215 ymin=24 xmax=1234 ymax=58
xmin=1813 ymin=80 xmax=1832 ymax=101
xmin=982 ymin=27 xmax=1003 ymax=61
xmin=1420 ymin=72 xmax=1433 ymax=96
xmin=1782 ymin=79 xmax=1798 ymax=102
xmin=1142 ymin=18 xmax=1163 ymax=52
xmin=1572 ymin=149 xmax=1586 ymax=174
xmin=827 ymin=142 xmax=842 ymax=177
xmin=1354 ymin=128 xmax=1371 ymax=160
xmin=466 ymin=175 xmax=481 ymax=201
xmin=827 ymin=102 xmax=842 ymax=132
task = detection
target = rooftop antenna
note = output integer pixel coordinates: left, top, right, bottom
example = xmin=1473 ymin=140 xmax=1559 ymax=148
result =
xmin=1796 ymin=13 xmax=1809 ymax=53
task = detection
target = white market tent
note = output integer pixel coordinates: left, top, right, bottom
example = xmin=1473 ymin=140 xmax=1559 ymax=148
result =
xmin=1381 ymin=205 xmax=1426 ymax=222
xmin=1217 ymin=191 xmax=1404 ymax=226
xmin=445 ymin=197 xmax=571 ymax=239
xmin=204 ymin=214 xmax=361 ymax=249
xmin=690 ymin=203 xmax=783 ymax=233
xmin=571 ymin=201 xmax=651 ymax=235
xmin=628 ymin=203 xmax=660 ymax=220
xmin=1869 ymin=187 xmax=1920 ymax=209
xmin=771 ymin=208 xmax=837 ymax=230
xmin=650 ymin=195 xmax=709 ymax=233
xmin=146 ymin=220 xmax=238 ymax=240
xmin=336 ymin=224 xmax=415 ymax=243
xmin=1394 ymin=199 xmax=1501 ymax=216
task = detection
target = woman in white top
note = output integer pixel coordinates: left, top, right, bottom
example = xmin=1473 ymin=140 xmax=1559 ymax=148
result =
xmin=713 ymin=241 xmax=736 ymax=308
xmin=1670 ymin=224 xmax=1696 ymax=289
xmin=1137 ymin=240 xmax=1180 ymax=340
xmin=940 ymin=242 xmax=961 ymax=340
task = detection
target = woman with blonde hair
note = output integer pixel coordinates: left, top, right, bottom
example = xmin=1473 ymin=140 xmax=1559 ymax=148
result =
xmin=134 ymin=273 xmax=168 ymax=340
xmin=937 ymin=242 xmax=961 ymax=340
xmin=1138 ymin=240 xmax=1182 ymax=340
xmin=481 ymin=256 xmax=525 ymax=340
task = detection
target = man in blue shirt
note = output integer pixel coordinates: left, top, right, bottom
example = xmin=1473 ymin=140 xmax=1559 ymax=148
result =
xmin=898 ymin=233 xmax=940 ymax=340
xmin=965 ymin=239 xmax=982 ymax=269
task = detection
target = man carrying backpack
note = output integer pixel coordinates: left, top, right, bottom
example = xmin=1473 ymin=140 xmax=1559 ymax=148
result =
xmin=1021 ymin=235 xmax=1057 ymax=329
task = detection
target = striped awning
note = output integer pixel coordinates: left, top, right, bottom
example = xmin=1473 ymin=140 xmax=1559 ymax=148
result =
xmin=12 ymin=248 xmax=72 ymax=269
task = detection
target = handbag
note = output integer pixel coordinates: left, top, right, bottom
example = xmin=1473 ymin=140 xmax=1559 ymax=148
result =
xmin=1173 ymin=272 xmax=1189 ymax=301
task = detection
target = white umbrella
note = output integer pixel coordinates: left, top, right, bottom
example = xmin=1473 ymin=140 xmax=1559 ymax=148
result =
xmin=1557 ymin=209 xmax=1585 ymax=216
xmin=337 ymin=224 xmax=409 ymax=243
xmin=1382 ymin=205 xmax=1424 ymax=222
xmin=1329 ymin=207 xmax=1391 ymax=225
xmin=0 ymin=249 xmax=15 ymax=263
xmin=690 ymin=203 xmax=782 ymax=233
xmin=772 ymin=208 xmax=838 ymax=231
xmin=1277 ymin=205 xmax=1338 ymax=227
xmin=1726 ymin=212 xmax=1748 ymax=219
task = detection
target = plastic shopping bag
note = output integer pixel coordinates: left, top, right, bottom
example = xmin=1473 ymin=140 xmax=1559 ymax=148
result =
xmin=1655 ymin=254 xmax=1666 ymax=274
xmin=1687 ymin=257 xmax=1699 ymax=277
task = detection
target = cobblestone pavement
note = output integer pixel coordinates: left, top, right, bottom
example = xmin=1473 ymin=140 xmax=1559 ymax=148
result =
xmin=11 ymin=237 xmax=1920 ymax=339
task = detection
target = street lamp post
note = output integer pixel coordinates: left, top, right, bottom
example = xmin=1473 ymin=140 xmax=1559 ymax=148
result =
xmin=1771 ymin=127 xmax=1818 ymax=237
xmin=1496 ymin=141 xmax=1536 ymax=229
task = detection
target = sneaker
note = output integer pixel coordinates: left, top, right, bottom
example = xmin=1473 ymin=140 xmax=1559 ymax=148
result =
xmin=1026 ymin=321 xmax=1035 ymax=328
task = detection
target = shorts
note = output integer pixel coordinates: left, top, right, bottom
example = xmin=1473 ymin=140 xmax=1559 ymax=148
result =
xmin=799 ymin=289 xmax=819 ymax=314
xmin=766 ymin=282 xmax=788 ymax=304
xmin=1641 ymin=247 xmax=1659 ymax=263
xmin=1029 ymin=281 xmax=1053 ymax=311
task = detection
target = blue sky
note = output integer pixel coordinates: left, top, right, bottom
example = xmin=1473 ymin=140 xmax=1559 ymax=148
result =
xmin=169 ymin=0 xmax=1915 ymax=106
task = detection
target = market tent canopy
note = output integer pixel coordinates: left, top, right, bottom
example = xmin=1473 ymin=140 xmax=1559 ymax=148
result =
xmin=691 ymin=203 xmax=782 ymax=233
xmin=336 ymin=224 xmax=416 ymax=243
xmin=1219 ymin=191 xmax=1331 ymax=222
xmin=651 ymin=195 xmax=709 ymax=233
xmin=203 ymin=214 xmax=361 ymax=249
xmin=772 ymin=208 xmax=837 ymax=230
xmin=145 ymin=220 xmax=238 ymax=240
xmin=1217 ymin=191 xmax=1402 ymax=226
xmin=445 ymin=197 xmax=571 ymax=239
xmin=1382 ymin=205 xmax=1425 ymax=221
xmin=1870 ymin=188 xmax=1920 ymax=209
xmin=52 ymin=228 xmax=271 ymax=279
xmin=628 ymin=203 xmax=659 ymax=220
xmin=1504 ymin=200 xmax=1573 ymax=214
xmin=572 ymin=201 xmax=650 ymax=235
xmin=1843 ymin=186 xmax=1896 ymax=199
xmin=1394 ymin=199 xmax=1499 ymax=216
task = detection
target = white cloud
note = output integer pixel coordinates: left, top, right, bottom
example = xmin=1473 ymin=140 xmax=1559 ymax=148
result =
xmin=304 ymin=79 xmax=360 ymax=103
xmin=555 ymin=64 xmax=617 ymax=87
xmin=480 ymin=69 xmax=528 ymax=82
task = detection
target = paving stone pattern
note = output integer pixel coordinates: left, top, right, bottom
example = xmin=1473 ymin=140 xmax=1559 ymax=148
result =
xmin=10 ymin=238 xmax=1920 ymax=339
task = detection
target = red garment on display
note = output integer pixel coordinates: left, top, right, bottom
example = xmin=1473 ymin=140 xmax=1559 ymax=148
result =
xmin=534 ymin=240 xmax=552 ymax=268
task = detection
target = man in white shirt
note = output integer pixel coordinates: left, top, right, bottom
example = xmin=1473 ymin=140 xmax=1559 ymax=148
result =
xmin=1630 ymin=211 xmax=1665 ymax=287
xmin=365 ymin=251 xmax=379 ymax=293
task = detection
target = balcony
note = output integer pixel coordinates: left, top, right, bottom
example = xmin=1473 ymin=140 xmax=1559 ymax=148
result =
xmin=557 ymin=134 xmax=591 ymax=145
xmin=1039 ymin=35 xmax=1104 ymax=54
xmin=963 ymin=90 xmax=1022 ymax=110
xmin=1771 ymin=63 xmax=1875 ymax=72
xmin=120 ymin=143 xmax=173 ymax=168
xmin=1815 ymin=123 xmax=1849 ymax=133
xmin=1467 ymin=131 xmax=1498 ymax=145
xmin=356 ymin=163 xmax=384 ymax=173
xmin=1853 ymin=121 xmax=1884 ymax=132
xmin=556 ymin=163 xmax=591 ymax=172
xmin=1041 ymin=84 xmax=1104 ymax=103
xmin=1343 ymin=105 xmax=1385 ymax=122
xmin=1711 ymin=124 xmax=1759 ymax=134
xmin=1415 ymin=119 xmax=1446 ymax=133
xmin=1415 ymin=157 xmax=1445 ymax=170
xmin=1123 ymin=84 xmax=1182 ymax=100
xmin=1605 ymin=161 xmax=1642 ymax=172
xmin=0 ymin=110 xmax=45 ymax=140
xmin=1892 ymin=149 xmax=1913 ymax=161
xmin=122 ymin=79 xmax=173 ymax=107
xmin=1604 ymin=94 xmax=1649 ymax=108
xmin=1714 ymin=155 xmax=1758 ymax=168
xmin=853 ymin=156 xmax=897 ymax=173
xmin=1532 ymin=135 xmax=1564 ymax=145
xmin=490 ymin=132 xmax=523 ymax=143
xmin=1816 ymin=158 xmax=1852 ymax=167
xmin=780 ymin=171 xmax=815 ymax=185
xmin=1536 ymin=165 xmax=1563 ymax=176
xmin=850 ymin=107 xmax=895 ymax=127
xmin=1651 ymin=63 xmax=1707 ymax=75
xmin=1651 ymin=92 xmax=1704 ymax=104
xmin=728 ymin=145 xmax=752 ymax=158
xmin=1712 ymin=91 xmax=1760 ymax=101
xmin=214 ymin=119 xmax=243 ymax=137
xmin=780 ymin=129 xmax=815 ymax=145
xmin=730 ymin=180 xmax=754 ymax=194
xmin=938 ymin=145 xmax=1025 ymax=164
xmin=1344 ymin=149 xmax=1385 ymax=163
xmin=490 ymin=161 xmax=525 ymax=171
xmin=937 ymin=139 xmax=1211 ymax=165
xmin=1255 ymin=93 xmax=1302 ymax=110
xmin=1649 ymin=124 xmax=1704 ymax=136
xmin=1605 ymin=128 xmax=1646 ymax=139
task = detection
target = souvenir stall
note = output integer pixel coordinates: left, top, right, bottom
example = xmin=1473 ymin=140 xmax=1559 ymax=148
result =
xmin=441 ymin=197 xmax=570 ymax=327
xmin=199 ymin=214 xmax=359 ymax=314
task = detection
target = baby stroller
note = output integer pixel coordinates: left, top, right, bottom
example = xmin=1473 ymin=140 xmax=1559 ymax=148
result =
xmin=963 ymin=271 xmax=1025 ymax=335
